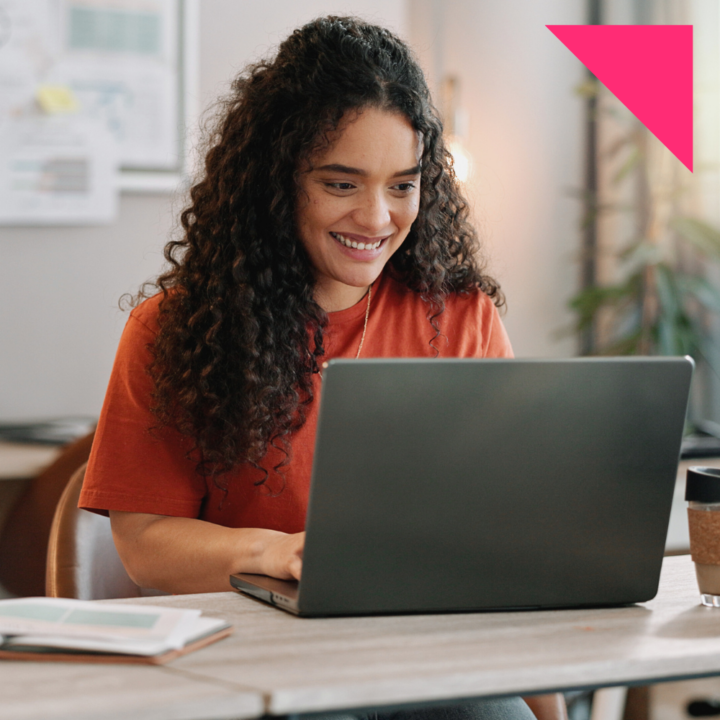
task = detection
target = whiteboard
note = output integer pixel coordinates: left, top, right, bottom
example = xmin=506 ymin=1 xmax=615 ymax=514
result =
xmin=0 ymin=0 xmax=198 ymax=195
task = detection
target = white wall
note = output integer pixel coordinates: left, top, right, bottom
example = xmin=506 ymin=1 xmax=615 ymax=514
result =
xmin=0 ymin=194 xmax=173 ymax=420
xmin=0 ymin=0 xmax=584 ymax=421
xmin=409 ymin=0 xmax=585 ymax=358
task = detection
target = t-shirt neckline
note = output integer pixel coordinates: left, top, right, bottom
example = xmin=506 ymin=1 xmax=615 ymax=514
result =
xmin=326 ymin=273 xmax=384 ymax=326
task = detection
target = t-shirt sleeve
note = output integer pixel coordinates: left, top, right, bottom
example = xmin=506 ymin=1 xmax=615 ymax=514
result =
xmin=79 ymin=305 xmax=208 ymax=518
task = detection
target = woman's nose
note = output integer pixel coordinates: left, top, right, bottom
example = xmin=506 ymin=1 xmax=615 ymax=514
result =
xmin=351 ymin=192 xmax=391 ymax=233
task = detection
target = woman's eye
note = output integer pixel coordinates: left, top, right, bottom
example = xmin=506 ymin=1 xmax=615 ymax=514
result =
xmin=326 ymin=182 xmax=355 ymax=191
xmin=393 ymin=182 xmax=417 ymax=193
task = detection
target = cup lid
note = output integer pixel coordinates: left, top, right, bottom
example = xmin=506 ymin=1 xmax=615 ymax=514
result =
xmin=686 ymin=466 xmax=720 ymax=502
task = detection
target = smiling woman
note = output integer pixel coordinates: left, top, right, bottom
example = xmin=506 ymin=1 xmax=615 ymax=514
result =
xmin=80 ymin=14 xmax=509 ymax=540
xmin=74 ymin=16 xmax=561 ymax=720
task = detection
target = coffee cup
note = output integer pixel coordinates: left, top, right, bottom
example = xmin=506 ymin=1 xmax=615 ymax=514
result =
xmin=686 ymin=467 xmax=720 ymax=607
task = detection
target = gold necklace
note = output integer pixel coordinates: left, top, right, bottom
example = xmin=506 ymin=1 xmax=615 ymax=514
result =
xmin=355 ymin=284 xmax=372 ymax=359
xmin=320 ymin=285 xmax=372 ymax=376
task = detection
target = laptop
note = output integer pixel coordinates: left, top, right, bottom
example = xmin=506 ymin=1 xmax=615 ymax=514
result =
xmin=231 ymin=357 xmax=693 ymax=616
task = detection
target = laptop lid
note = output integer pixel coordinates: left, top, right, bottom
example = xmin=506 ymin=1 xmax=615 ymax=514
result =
xmin=285 ymin=357 xmax=693 ymax=616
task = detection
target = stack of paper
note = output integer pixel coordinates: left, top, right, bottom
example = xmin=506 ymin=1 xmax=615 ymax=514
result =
xmin=0 ymin=597 xmax=232 ymax=664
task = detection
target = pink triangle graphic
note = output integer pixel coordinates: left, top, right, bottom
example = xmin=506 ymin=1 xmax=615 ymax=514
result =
xmin=547 ymin=25 xmax=693 ymax=172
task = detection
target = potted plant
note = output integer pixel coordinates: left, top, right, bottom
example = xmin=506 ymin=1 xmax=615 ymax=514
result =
xmin=568 ymin=84 xmax=720 ymax=446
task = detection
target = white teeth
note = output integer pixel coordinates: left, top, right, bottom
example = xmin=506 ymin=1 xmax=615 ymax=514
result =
xmin=331 ymin=232 xmax=383 ymax=250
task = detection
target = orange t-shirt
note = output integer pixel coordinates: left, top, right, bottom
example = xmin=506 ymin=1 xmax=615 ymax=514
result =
xmin=79 ymin=271 xmax=513 ymax=532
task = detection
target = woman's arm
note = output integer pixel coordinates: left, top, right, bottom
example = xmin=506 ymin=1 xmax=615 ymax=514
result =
xmin=109 ymin=511 xmax=304 ymax=594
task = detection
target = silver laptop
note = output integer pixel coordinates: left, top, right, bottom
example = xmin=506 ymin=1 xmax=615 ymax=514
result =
xmin=231 ymin=357 xmax=693 ymax=616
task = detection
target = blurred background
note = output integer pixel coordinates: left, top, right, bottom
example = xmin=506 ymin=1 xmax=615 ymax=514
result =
xmin=1 ymin=3 xmax=720 ymax=716
xmin=1 ymin=0 xmax=717 ymax=430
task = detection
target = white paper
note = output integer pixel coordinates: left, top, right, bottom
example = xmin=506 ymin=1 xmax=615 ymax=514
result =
xmin=0 ymin=115 xmax=118 ymax=224
xmin=4 ymin=617 xmax=229 ymax=656
xmin=0 ymin=597 xmax=201 ymax=647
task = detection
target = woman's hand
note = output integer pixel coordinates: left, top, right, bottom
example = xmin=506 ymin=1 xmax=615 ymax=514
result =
xmin=256 ymin=530 xmax=304 ymax=580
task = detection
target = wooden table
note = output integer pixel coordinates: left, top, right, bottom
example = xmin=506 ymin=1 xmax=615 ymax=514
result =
xmin=1 ymin=549 xmax=718 ymax=720
xmin=0 ymin=662 xmax=263 ymax=720
xmin=131 ymin=556 xmax=720 ymax=716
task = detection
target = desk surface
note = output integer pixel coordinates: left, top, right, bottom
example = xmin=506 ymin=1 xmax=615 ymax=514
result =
xmin=106 ymin=554 xmax=718 ymax=717
xmin=1 ymin=556 xmax=718 ymax=720
xmin=0 ymin=661 xmax=263 ymax=720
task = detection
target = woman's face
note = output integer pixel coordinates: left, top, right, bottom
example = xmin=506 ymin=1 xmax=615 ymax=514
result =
xmin=297 ymin=107 xmax=422 ymax=312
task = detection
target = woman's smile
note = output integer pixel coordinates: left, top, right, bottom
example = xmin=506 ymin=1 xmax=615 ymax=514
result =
xmin=329 ymin=231 xmax=388 ymax=254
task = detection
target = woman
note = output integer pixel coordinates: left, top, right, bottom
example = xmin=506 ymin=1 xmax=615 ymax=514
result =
xmin=80 ymin=16 xmax=565 ymax=720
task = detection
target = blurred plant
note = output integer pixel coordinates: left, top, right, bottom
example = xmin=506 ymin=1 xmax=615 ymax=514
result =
xmin=569 ymin=83 xmax=720 ymax=368
xmin=570 ymin=216 xmax=720 ymax=358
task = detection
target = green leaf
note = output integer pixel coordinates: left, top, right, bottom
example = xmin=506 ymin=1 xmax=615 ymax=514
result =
xmin=597 ymin=329 xmax=643 ymax=356
xmin=676 ymin=275 xmax=720 ymax=313
xmin=619 ymin=241 xmax=663 ymax=267
xmin=568 ymin=276 xmax=642 ymax=332
xmin=655 ymin=264 xmax=680 ymax=321
xmin=659 ymin=313 xmax=699 ymax=356
xmin=671 ymin=217 xmax=720 ymax=259
xmin=656 ymin=314 xmax=675 ymax=355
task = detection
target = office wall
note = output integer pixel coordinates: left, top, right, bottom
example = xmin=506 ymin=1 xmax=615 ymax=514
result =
xmin=0 ymin=0 xmax=583 ymax=421
xmin=409 ymin=0 xmax=585 ymax=358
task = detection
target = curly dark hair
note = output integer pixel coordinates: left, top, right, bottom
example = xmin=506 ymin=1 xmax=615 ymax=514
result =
xmin=134 ymin=15 xmax=504 ymax=482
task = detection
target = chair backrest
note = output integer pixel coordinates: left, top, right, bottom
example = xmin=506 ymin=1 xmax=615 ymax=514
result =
xmin=46 ymin=463 xmax=142 ymax=600
xmin=0 ymin=431 xmax=96 ymax=596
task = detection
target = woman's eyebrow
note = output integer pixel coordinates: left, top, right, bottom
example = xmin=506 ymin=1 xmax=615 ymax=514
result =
xmin=314 ymin=163 xmax=422 ymax=178
xmin=392 ymin=165 xmax=422 ymax=178
xmin=314 ymin=163 xmax=367 ymax=176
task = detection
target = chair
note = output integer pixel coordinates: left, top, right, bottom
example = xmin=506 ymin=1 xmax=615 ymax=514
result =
xmin=0 ymin=431 xmax=96 ymax=596
xmin=46 ymin=463 xmax=142 ymax=600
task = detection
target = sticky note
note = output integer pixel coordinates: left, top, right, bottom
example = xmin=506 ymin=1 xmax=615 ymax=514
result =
xmin=36 ymin=85 xmax=79 ymax=114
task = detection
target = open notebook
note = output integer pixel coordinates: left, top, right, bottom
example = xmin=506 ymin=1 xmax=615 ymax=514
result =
xmin=0 ymin=597 xmax=232 ymax=665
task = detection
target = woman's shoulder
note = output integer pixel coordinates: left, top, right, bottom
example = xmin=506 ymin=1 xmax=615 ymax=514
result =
xmin=379 ymin=271 xmax=512 ymax=358
xmin=126 ymin=291 xmax=167 ymax=335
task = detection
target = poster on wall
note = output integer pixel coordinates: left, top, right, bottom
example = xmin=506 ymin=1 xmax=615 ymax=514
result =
xmin=0 ymin=116 xmax=118 ymax=224
xmin=0 ymin=0 xmax=181 ymax=224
